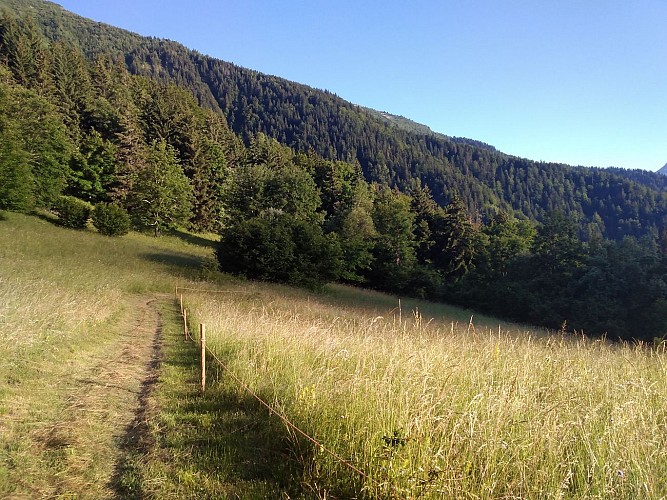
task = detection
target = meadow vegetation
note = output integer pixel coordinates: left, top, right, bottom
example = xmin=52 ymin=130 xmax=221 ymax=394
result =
xmin=1 ymin=212 xmax=666 ymax=498
xmin=0 ymin=212 xmax=214 ymax=497
xmin=182 ymin=284 xmax=667 ymax=498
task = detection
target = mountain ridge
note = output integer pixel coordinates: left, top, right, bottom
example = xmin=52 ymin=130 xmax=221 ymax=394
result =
xmin=0 ymin=0 xmax=666 ymax=342
xmin=2 ymin=0 xmax=666 ymax=239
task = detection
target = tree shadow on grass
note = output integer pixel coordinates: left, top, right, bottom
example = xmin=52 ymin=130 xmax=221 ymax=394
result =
xmin=165 ymin=228 xmax=218 ymax=249
xmin=30 ymin=209 xmax=59 ymax=225
xmin=110 ymin=295 xmax=372 ymax=498
xmin=181 ymin=347 xmax=366 ymax=498
xmin=176 ymin=386 xmax=306 ymax=496
xmin=196 ymin=354 xmax=366 ymax=499
xmin=111 ymin=305 xmax=321 ymax=498
xmin=141 ymin=251 xmax=209 ymax=278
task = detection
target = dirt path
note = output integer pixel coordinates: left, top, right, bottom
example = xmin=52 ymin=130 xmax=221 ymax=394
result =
xmin=16 ymin=295 xmax=165 ymax=498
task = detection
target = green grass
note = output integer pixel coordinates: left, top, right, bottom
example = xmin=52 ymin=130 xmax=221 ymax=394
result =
xmin=0 ymin=212 xmax=221 ymax=497
xmin=124 ymin=301 xmax=306 ymax=498
xmin=2 ymin=211 xmax=666 ymax=499
xmin=181 ymin=283 xmax=667 ymax=498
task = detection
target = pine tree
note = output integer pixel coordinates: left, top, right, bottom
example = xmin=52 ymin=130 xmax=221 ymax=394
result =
xmin=127 ymin=139 xmax=193 ymax=236
xmin=436 ymin=195 xmax=477 ymax=279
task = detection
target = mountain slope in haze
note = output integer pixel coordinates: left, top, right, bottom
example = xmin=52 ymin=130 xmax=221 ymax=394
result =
xmin=363 ymin=107 xmax=499 ymax=152
xmin=659 ymin=163 xmax=667 ymax=176
xmin=2 ymin=0 xmax=666 ymax=240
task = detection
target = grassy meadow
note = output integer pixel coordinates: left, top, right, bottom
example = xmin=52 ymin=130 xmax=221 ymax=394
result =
xmin=0 ymin=211 xmax=217 ymax=497
xmin=1 ymin=211 xmax=666 ymax=498
xmin=181 ymin=284 xmax=667 ymax=498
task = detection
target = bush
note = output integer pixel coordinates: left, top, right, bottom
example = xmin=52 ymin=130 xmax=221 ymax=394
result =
xmin=216 ymin=212 xmax=341 ymax=289
xmin=53 ymin=196 xmax=92 ymax=229
xmin=92 ymin=203 xmax=131 ymax=236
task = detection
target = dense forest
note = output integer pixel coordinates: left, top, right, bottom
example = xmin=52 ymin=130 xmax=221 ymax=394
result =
xmin=0 ymin=3 xmax=665 ymax=342
xmin=2 ymin=0 xmax=667 ymax=241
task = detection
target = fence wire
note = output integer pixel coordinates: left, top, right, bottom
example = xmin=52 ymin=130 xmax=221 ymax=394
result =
xmin=176 ymin=292 xmax=388 ymax=495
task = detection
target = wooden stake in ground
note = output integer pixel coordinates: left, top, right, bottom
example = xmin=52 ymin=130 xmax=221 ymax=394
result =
xmin=183 ymin=309 xmax=188 ymax=340
xmin=200 ymin=323 xmax=206 ymax=392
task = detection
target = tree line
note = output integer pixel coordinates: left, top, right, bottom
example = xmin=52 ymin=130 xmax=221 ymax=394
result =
xmin=6 ymin=0 xmax=667 ymax=242
xmin=0 ymin=12 xmax=665 ymax=342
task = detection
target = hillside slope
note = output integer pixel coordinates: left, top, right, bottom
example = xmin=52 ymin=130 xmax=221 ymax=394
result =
xmin=0 ymin=212 xmax=199 ymax=496
xmin=1 ymin=0 xmax=666 ymax=239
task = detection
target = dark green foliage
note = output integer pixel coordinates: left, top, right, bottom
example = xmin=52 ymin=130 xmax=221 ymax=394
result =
xmin=433 ymin=196 xmax=478 ymax=279
xmin=127 ymin=140 xmax=193 ymax=236
xmin=0 ymin=13 xmax=50 ymax=90
xmin=4 ymin=0 xmax=665 ymax=241
xmin=66 ymin=130 xmax=118 ymax=203
xmin=476 ymin=211 xmax=535 ymax=279
xmin=53 ymin=195 xmax=91 ymax=229
xmin=0 ymin=140 xmax=32 ymax=211
xmin=91 ymin=202 xmax=130 ymax=236
xmin=0 ymin=2 xmax=665 ymax=342
xmin=0 ymin=69 xmax=71 ymax=209
xmin=368 ymin=186 xmax=417 ymax=291
xmin=450 ymin=211 xmax=667 ymax=341
xmin=216 ymin=212 xmax=341 ymax=289
xmin=223 ymin=137 xmax=323 ymax=226
xmin=570 ymin=237 xmax=667 ymax=339
xmin=0 ymin=102 xmax=33 ymax=211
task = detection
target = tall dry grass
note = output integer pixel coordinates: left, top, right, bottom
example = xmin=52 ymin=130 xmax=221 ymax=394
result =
xmin=183 ymin=283 xmax=667 ymax=498
xmin=0 ymin=212 xmax=219 ymax=497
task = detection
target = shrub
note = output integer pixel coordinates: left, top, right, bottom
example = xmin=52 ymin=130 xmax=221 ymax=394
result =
xmin=92 ymin=203 xmax=131 ymax=236
xmin=53 ymin=196 xmax=92 ymax=229
xmin=216 ymin=211 xmax=341 ymax=289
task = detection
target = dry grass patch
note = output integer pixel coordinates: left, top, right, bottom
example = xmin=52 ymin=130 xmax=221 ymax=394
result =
xmin=0 ymin=212 xmax=218 ymax=497
xmin=182 ymin=283 xmax=667 ymax=498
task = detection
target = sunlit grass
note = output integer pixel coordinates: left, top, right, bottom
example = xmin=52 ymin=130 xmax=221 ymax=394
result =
xmin=2 ymin=211 xmax=666 ymax=498
xmin=183 ymin=283 xmax=667 ymax=498
xmin=0 ymin=212 xmax=219 ymax=497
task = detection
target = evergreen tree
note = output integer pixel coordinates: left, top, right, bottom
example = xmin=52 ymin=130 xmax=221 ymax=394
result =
xmin=127 ymin=139 xmax=193 ymax=236
xmin=0 ymin=14 xmax=50 ymax=91
xmin=0 ymin=110 xmax=32 ymax=211
xmin=368 ymin=186 xmax=416 ymax=291
xmin=112 ymin=107 xmax=147 ymax=204
xmin=50 ymin=40 xmax=92 ymax=142
xmin=3 ymin=79 xmax=71 ymax=207
xmin=436 ymin=196 xmax=477 ymax=280
xmin=409 ymin=180 xmax=440 ymax=265
xmin=188 ymin=139 xmax=228 ymax=232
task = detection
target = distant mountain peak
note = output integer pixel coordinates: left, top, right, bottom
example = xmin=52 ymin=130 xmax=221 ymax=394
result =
xmin=659 ymin=163 xmax=667 ymax=175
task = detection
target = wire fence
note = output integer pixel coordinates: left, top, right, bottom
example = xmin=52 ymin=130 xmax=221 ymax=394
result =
xmin=174 ymin=286 xmax=386 ymax=495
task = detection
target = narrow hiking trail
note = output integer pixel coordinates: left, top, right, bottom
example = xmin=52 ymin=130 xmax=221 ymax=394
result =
xmin=2 ymin=295 xmax=165 ymax=498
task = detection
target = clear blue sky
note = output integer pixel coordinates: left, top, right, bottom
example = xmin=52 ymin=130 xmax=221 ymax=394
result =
xmin=55 ymin=0 xmax=667 ymax=172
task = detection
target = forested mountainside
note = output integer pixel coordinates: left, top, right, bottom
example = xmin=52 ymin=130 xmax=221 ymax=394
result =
xmin=2 ymin=0 xmax=666 ymax=241
xmin=659 ymin=163 xmax=667 ymax=176
xmin=0 ymin=1 xmax=665 ymax=341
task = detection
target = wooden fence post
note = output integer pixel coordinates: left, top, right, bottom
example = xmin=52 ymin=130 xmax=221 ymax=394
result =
xmin=398 ymin=298 xmax=402 ymax=324
xmin=183 ymin=309 xmax=188 ymax=340
xmin=180 ymin=293 xmax=183 ymax=314
xmin=200 ymin=323 xmax=206 ymax=392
